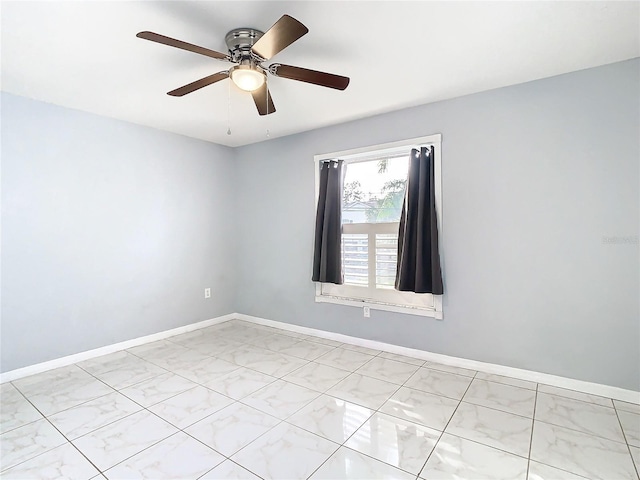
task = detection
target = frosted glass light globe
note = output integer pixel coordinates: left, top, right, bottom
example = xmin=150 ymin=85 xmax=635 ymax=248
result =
xmin=230 ymin=66 xmax=265 ymax=92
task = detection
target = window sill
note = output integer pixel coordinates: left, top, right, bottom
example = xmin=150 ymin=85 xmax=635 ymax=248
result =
xmin=315 ymin=294 xmax=443 ymax=319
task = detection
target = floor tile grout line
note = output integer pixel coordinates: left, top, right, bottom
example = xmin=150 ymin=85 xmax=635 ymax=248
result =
xmin=525 ymin=382 xmax=539 ymax=479
xmin=268 ymin=347 xmax=372 ymax=424
xmin=532 ymin=417 xmax=630 ymax=446
xmin=212 ymin=418 xmax=290 ymax=470
xmin=115 ymin=375 xmax=208 ymax=405
xmin=98 ymin=429 xmax=188 ymax=477
xmin=12 ymin=372 xmax=114 ymax=402
xmin=235 ymin=387 xmax=323 ymax=423
xmin=425 ymin=429 xmax=532 ymax=462
xmin=225 ymin=458 xmax=267 ymax=480
xmin=0 ymin=417 xmax=43 ymax=437
xmin=538 ymin=383 xmax=618 ymax=405
xmin=414 ymin=374 xmax=629 ymax=475
xmin=42 ymin=371 xmax=140 ymax=428
xmin=10 ymin=370 xmax=121 ymax=420
xmin=353 ymin=356 xmax=423 ymax=384
xmin=0 ymin=385 xmax=46 ymax=435
xmin=452 ymin=398 xmax=536 ymax=420
xmin=111 ymin=348 xmax=249 ymax=398
xmin=129 ymin=331 xmax=342 ymax=478
xmin=88 ymin=379 xmax=241 ymax=475
xmin=127 ymin=347 xmax=246 ymax=376
xmin=238 ymin=420 xmax=340 ymax=480
xmin=613 ymin=401 xmax=640 ymax=415
xmin=76 ymin=358 xmax=173 ymax=393
xmin=303 ymin=444 xmax=363 ymax=480
xmin=236 ymin=341 xmax=408 ymax=479
xmin=317 ymin=352 xmax=477 ymax=478
xmin=122 ymin=344 xmax=293 ymax=404
xmin=414 ymin=370 xmax=479 ymax=478
xmin=525 ymin=396 xmax=633 ymax=480
xmin=195 ymin=458 xmax=266 ymax=480
xmin=385 ymin=382 xmax=470 ymax=405
xmin=613 ymin=402 xmax=640 ymax=479
xmin=303 ymin=368 xmax=385 ymax=479
xmin=245 ymin=334 xmax=317 ymax=353
xmin=79 ymin=348 xmax=175 ymax=371
xmin=378 ymin=352 xmax=427 ymax=368
xmin=168 ymin=364 xmax=246 ymax=389
xmin=102 ymin=378 xmax=270 ymax=478
xmin=25 ymin=355 xmax=240 ymax=475
xmin=65 ymin=408 xmax=143 ymax=444
xmin=61 ymin=381 xmax=188 ymax=474
xmin=281 ymin=357 xmax=349 ymax=382
xmin=259 ymin=338 xmax=339 ymax=361
xmin=301 ymin=347 xmax=489 ymax=478
xmin=527 ymin=459 xmax=595 ymax=480
xmin=1 ymin=385 xmax=104 ymax=476
xmin=536 ymin=388 xmax=617 ymax=410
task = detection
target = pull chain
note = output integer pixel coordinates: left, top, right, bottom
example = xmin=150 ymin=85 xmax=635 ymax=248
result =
xmin=227 ymin=78 xmax=231 ymax=136
xmin=265 ymin=87 xmax=270 ymax=138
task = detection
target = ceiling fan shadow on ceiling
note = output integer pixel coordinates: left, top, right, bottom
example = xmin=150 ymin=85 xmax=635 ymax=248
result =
xmin=136 ymin=14 xmax=350 ymax=116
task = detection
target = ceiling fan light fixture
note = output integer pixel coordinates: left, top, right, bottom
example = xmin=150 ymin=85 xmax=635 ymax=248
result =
xmin=230 ymin=65 xmax=265 ymax=92
xmin=137 ymin=14 xmax=349 ymax=116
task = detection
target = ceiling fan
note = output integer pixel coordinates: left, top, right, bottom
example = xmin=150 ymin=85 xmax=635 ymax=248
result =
xmin=137 ymin=15 xmax=350 ymax=116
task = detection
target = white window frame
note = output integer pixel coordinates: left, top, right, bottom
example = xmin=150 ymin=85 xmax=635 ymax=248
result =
xmin=313 ymin=134 xmax=443 ymax=319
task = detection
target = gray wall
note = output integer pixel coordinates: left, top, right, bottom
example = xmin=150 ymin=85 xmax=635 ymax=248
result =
xmin=2 ymin=60 xmax=638 ymax=390
xmin=234 ymin=59 xmax=640 ymax=390
xmin=1 ymin=93 xmax=237 ymax=372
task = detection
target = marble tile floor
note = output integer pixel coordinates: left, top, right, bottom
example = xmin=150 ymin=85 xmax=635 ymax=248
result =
xmin=1 ymin=319 xmax=639 ymax=479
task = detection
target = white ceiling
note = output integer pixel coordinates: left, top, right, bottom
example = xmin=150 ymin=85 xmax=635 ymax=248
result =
xmin=1 ymin=1 xmax=638 ymax=147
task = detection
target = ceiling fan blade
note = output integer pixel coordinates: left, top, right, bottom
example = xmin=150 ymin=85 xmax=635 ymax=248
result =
xmin=137 ymin=31 xmax=229 ymax=61
xmin=251 ymin=15 xmax=308 ymax=60
xmin=251 ymin=83 xmax=276 ymax=116
xmin=268 ymin=64 xmax=349 ymax=90
xmin=167 ymin=72 xmax=229 ymax=97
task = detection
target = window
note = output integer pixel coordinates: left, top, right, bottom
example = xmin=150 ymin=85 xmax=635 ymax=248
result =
xmin=314 ymin=134 xmax=443 ymax=318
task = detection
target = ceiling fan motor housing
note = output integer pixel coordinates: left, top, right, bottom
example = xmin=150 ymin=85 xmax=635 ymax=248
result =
xmin=225 ymin=28 xmax=265 ymax=62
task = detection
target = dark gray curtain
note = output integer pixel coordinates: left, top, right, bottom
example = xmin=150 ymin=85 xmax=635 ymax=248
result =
xmin=395 ymin=146 xmax=443 ymax=294
xmin=312 ymin=160 xmax=343 ymax=284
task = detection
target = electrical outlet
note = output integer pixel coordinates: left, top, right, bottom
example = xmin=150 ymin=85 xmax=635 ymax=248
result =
xmin=204 ymin=288 xmax=211 ymax=299
xmin=363 ymin=306 xmax=370 ymax=318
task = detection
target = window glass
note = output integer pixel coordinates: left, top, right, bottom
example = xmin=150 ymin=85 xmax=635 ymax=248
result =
xmin=339 ymin=156 xmax=408 ymax=289
xmin=342 ymin=156 xmax=409 ymax=224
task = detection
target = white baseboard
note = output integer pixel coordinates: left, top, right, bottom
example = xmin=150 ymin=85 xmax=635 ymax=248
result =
xmin=2 ymin=311 xmax=638 ymax=405
xmin=235 ymin=313 xmax=640 ymax=405
xmin=0 ymin=313 xmax=236 ymax=384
